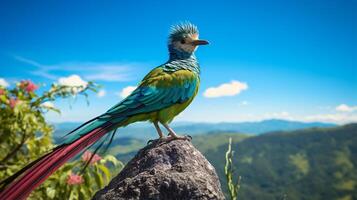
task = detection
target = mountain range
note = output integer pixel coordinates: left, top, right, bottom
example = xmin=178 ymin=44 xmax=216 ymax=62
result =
xmin=53 ymin=119 xmax=335 ymax=139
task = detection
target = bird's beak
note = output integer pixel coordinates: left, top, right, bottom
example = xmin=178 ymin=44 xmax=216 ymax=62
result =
xmin=192 ymin=39 xmax=209 ymax=46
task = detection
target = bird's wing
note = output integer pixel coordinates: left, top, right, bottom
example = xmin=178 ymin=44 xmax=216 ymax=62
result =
xmin=104 ymin=67 xmax=199 ymax=118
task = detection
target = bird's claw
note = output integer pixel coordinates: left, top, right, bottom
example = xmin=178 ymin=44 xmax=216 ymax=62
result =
xmin=147 ymin=139 xmax=155 ymax=145
xmin=147 ymin=134 xmax=192 ymax=145
xmin=185 ymin=135 xmax=192 ymax=141
xmin=167 ymin=132 xmax=191 ymax=140
xmin=169 ymin=134 xmax=192 ymax=141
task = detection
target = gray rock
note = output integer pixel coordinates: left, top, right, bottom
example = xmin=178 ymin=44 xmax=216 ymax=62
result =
xmin=93 ymin=139 xmax=225 ymax=200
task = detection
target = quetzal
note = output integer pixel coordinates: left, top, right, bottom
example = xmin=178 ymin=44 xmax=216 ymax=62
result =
xmin=0 ymin=23 xmax=208 ymax=199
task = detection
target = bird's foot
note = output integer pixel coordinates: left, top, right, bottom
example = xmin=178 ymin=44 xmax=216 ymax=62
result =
xmin=185 ymin=134 xmax=193 ymax=140
xmin=147 ymin=134 xmax=191 ymax=145
xmin=147 ymin=136 xmax=168 ymax=145
xmin=147 ymin=139 xmax=155 ymax=145
xmin=166 ymin=133 xmax=192 ymax=141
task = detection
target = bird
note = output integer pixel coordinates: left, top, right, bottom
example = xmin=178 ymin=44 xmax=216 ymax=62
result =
xmin=0 ymin=22 xmax=209 ymax=200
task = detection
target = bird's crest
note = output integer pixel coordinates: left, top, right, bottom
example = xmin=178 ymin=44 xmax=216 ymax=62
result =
xmin=169 ymin=22 xmax=198 ymax=42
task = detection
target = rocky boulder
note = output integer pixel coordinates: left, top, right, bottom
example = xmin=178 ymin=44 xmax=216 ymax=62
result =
xmin=93 ymin=139 xmax=225 ymax=200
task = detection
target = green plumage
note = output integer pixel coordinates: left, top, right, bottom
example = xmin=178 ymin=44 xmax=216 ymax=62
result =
xmin=116 ymin=68 xmax=199 ymax=125
xmin=62 ymin=22 xmax=203 ymax=144
xmin=63 ymin=67 xmax=200 ymax=144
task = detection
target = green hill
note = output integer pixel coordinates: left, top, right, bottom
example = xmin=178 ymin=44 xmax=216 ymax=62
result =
xmin=201 ymin=124 xmax=357 ymax=200
xmin=192 ymin=132 xmax=249 ymax=153
xmin=106 ymin=132 xmax=249 ymax=163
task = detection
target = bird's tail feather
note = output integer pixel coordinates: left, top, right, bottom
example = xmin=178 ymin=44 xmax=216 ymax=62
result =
xmin=0 ymin=120 xmax=117 ymax=200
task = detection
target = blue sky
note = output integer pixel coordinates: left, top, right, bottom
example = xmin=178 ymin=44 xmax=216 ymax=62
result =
xmin=0 ymin=0 xmax=356 ymax=124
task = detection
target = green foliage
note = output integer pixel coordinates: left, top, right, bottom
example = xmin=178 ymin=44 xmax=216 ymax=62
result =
xmin=193 ymin=133 xmax=249 ymax=153
xmin=108 ymin=138 xmax=145 ymax=155
xmin=0 ymin=80 xmax=122 ymax=199
xmin=224 ymin=137 xmax=241 ymax=200
xmin=29 ymin=154 xmax=124 ymax=200
xmin=289 ymin=153 xmax=310 ymax=176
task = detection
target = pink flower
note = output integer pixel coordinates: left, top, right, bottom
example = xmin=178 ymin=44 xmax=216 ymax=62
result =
xmin=0 ymin=88 xmax=4 ymax=95
xmin=9 ymin=98 xmax=18 ymax=109
xmin=82 ymin=151 xmax=102 ymax=165
xmin=20 ymin=80 xmax=38 ymax=93
xmin=67 ymin=173 xmax=83 ymax=185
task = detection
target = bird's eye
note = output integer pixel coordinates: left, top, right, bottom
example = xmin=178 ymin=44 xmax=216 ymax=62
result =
xmin=180 ymin=39 xmax=186 ymax=44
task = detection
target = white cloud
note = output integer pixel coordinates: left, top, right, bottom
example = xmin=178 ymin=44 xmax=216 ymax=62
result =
xmin=0 ymin=78 xmax=9 ymax=87
xmin=204 ymin=80 xmax=248 ymax=98
xmin=239 ymin=101 xmax=250 ymax=106
xmin=97 ymin=90 xmax=106 ymax=98
xmin=57 ymin=75 xmax=88 ymax=94
xmin=41 ymin=101 xmax=55 ymax=108
xmin=119 ymin=86 xmax=137 ymax=98
xmin=317 ymin=106 xmax=332 ymax=110
xmin=304 ymin=113 xmax=357 ymax=124
xmin=262 ymin=111 xmax=292 ymax=120
xmin=58 ymin=74 xmax=88 ymax=87
xmin=13 ymin=56 xmax=57 ymax=79
xmin=336 ymin=104 xmax=357 ymax=112
xmin=258 ymin=111 xmax=357 ymax=124
xmin=260 ymin=111 xmax=357 ymax=124
xmin=83 ymin=66 xmax=131 ymax=82
xmin=14 ymin=56 xmax=136 ymax=82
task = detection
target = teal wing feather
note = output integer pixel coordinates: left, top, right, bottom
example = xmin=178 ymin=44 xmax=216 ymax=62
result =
xmin=105 ymin=69 xmax=198 ymax=119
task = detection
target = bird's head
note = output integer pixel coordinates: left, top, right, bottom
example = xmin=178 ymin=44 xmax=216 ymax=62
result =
xmin=168 ymin=22 xmax=209 ymax=55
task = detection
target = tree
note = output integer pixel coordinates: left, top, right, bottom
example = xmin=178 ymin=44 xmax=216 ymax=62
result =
xmin=0 ymin=80 xmax=123 ymax=199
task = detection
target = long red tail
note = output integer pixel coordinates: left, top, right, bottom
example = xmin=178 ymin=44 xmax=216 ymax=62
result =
xmin=0 ymin=122 xmax=114 ymax=200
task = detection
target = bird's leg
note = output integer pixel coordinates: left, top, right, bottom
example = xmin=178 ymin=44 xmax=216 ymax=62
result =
xmin=147 ymin=122 xmax=166 ymax=144
xmin=154 ymin=121 xmax=164 ymax=139
xmin=162 ymin=123 xmax=191 ymax=141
